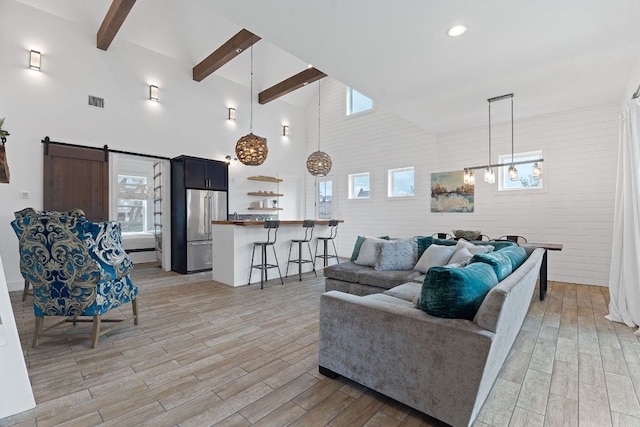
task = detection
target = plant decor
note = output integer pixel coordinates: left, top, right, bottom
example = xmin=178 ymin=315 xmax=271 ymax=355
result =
xmin=0 ymin=117 xmax=10 ymax=142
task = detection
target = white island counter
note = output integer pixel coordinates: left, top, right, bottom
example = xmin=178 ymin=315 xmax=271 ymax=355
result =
xmin=211 ymin=220 xmax=342 ymax=287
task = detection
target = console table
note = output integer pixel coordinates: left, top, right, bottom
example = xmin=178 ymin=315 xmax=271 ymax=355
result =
xmin=520 ymin=242 xmax=563 ymax=301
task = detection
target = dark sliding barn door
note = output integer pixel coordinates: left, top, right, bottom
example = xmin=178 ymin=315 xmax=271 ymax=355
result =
xmin=43 ymin=143 xmax=109 ymax=221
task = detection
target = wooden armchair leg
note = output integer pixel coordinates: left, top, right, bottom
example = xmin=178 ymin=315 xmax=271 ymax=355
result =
xmin=33 ymin=316 xmax=43 ymax=348
xmin=22 ymin=279 xmax=31 ymax=302
xmin=132 ymin=298 xmax=139 ymax=325
xmin=91 ymin=314 xmax=101 ymax=348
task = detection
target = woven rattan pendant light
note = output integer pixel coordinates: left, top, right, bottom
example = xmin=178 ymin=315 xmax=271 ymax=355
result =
xmin=306 ymin=80 xmax=332 ymax=176
xmin=236 ymin=45 xmax=268 ymax=166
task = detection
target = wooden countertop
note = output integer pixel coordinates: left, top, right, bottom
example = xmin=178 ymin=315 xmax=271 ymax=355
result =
xmin=520 ymin=242 xmax=563 ymax=251
xmin=212 ymin=220 xmax=344 ymax=226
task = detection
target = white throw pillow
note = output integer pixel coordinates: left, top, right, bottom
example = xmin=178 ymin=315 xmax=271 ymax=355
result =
xmin=413 ymin=244 xmax=456 ymax=273
xmin=455 ymin=238 xmax=494 ymax=255
xmin=447 ymin=247 xmax=473 ymax=267
xmin=355 ymin=237 xmax=387 ymax=266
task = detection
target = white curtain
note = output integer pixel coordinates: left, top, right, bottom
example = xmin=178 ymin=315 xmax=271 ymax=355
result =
xmin=606 ymin=100 xmax=640 ymax=335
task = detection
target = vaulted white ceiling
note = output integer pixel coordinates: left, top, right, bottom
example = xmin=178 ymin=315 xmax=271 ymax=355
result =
xmin=15 ymin=0 xmax=640 ymax=133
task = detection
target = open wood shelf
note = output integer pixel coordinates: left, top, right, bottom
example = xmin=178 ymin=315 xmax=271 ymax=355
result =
xmin=247 ymin=207 xmax=283 ymax=211
xmin=247 ymin=192 xmax=283 ymax=197
xmin=247 ymin=175 xmax=283 ymax=183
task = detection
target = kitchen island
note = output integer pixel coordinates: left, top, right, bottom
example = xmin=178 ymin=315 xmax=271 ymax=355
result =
xmin=211 ymin=220 xmax=343 ymax=287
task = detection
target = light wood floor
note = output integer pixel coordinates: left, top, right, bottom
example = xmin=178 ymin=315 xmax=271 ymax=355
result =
xmin=2 ymin=264 xmax=640 ymax=427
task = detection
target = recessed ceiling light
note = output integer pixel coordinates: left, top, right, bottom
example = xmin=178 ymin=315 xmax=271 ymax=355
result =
xmin=447 ymin=25 xmax=467 ymax=37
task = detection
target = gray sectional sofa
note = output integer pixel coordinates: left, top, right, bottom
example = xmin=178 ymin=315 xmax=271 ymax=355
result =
xmin=318 ymin=240 xmax=545 ymax=427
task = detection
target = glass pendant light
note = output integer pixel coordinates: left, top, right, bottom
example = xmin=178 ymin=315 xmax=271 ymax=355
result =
xmin=463 ymin=169 xmax=470 ymax=184
xmin=484 ymin=167 xmax=495 ymax=184
xmin=532 ymin=162 xmax=542 ymax=179
xmin=468 ymin=169 xmax=475 ymax=185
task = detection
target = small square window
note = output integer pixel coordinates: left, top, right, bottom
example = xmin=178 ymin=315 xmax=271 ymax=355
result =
xmin=388 ymin=167 xmax=415 ymax=197
xmin=348 ymin=172 xmax=370 ymax=199
xmin=346 ymin=87 xmax=373 ymax=116
xmin=498 ymin=150 xmax=543 ymax=191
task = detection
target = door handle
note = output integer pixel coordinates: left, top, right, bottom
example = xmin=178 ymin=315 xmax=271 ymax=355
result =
xmin=188 ymin=240 xmax=212 ymax=246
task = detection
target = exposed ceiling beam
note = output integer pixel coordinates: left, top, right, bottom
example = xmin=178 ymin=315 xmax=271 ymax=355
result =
xmin=258 ymin=67 xmax=327 ymax=104
xmin=96 ymin=0 xmax=137 ymax=51
xmin=193 ymin=29 xmax=261 ymax=82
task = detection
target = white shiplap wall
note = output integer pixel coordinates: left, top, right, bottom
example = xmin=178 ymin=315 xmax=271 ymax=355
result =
xmin=306 ymin=78 xmax=620 ymax=286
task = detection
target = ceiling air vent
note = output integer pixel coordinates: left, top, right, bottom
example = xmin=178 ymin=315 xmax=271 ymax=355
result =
xmin=88 ymin=95 xmax=104 ymax=108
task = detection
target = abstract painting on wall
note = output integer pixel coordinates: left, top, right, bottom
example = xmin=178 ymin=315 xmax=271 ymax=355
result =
xmin=431 ymin=170 xmax=474 ymax=213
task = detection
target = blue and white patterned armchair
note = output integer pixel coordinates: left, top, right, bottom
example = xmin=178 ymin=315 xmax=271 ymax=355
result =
xmin=11 ymin=208 xmax=139 ymax=348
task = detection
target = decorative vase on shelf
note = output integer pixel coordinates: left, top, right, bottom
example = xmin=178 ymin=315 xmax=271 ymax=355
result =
xmin=272 ymin=200 xmax=278 ymax=208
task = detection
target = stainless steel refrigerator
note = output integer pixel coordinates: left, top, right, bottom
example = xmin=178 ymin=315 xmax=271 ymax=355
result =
xmin=186 ymin=189 xmax=227 ymax=272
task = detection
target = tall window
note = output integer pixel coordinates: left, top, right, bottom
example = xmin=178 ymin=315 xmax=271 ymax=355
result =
xmin=388 ymin=167 xmax=415 ymax=197
xmin=346 ymin=87 xmax=373 ymax=116
xmin=118 ymin=175 xmax=152 ymax=232
xmin=317 ymin=179 xmax=333 ymax=219
xmin=348 ymin=172 xmax=370 ymax=199
xmin=498 ymin=150 xmax=543 ymax=191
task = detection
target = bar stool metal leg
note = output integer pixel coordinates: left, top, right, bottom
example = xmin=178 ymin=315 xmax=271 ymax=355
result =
xmin=261 ymin=244 xmax=267 ymax=288
xmin=307 ymin=241 xmax=317 ymax=276
xmin=248 ymin=245 xmax=256 ymax=286
xmin=272 ymin=244 xmax=284 ymax=285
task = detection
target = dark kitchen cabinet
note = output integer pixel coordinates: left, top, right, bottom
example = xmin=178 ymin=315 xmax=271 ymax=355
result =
xmin=182 ymin=156 xmax=228 ymax=190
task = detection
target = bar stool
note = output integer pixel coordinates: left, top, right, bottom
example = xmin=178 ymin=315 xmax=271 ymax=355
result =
xmin=315 ymin=219 xmax=340 ymax=268
xmin=286 ymin=220 xmax=317 ymax=281
xmin=249 ymin=220 xmax=283 ymax=289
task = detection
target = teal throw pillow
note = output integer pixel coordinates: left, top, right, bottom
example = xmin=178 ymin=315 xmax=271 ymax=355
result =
xmin=350 ymin=236 xmax=366 ymax=261
xmin=485 ymin=241 xmax=516 ymax=251
xmin=419 ymin=263 xmax=499 ymax=320
xmin=470 ymin=251 xmax=513 ymax=281
xmin=497 ymin=245 xmax=527 ymax=270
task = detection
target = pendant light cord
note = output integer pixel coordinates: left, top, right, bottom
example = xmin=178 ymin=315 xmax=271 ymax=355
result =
xmin=250 ymin=45 xmax=254 ymax=133
xmin=488 ymin=102 xmax=492 ymax=167
xmin=318 ymin=80 xmax=321 ymax=151
xmin=511 ymin=96 xmax=514 ymax=164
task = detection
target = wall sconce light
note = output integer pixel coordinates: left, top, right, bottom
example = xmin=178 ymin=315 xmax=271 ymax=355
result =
xmin=282 ymin=125 xmax=289 ymax=137
xmin=228 ymin=107 xmax=236 ymax=121
xmin=149 ymin=85 xmax=159 ymax=102
xmin=29 ymin=50 xmax=41 ymax=70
